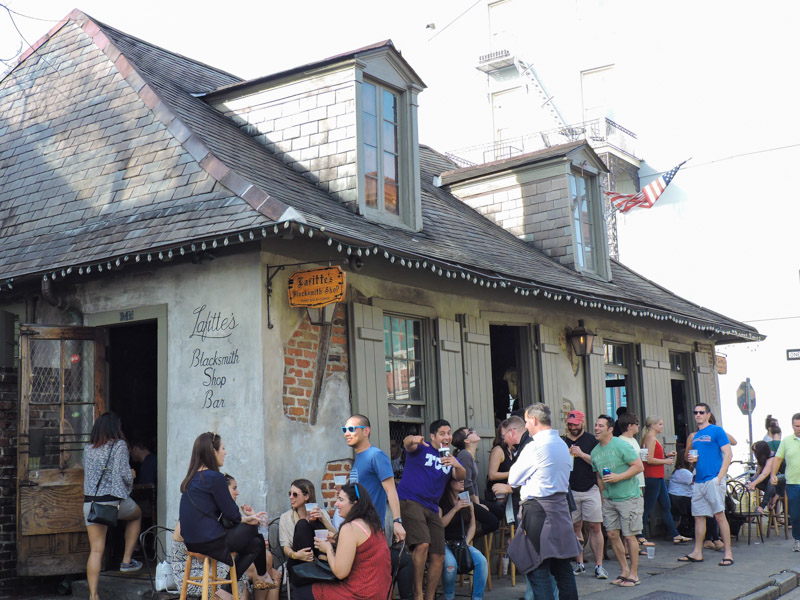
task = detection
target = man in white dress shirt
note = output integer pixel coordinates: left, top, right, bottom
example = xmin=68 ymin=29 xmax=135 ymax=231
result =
xmin=509 ymin=403 xmax=580 ymax=600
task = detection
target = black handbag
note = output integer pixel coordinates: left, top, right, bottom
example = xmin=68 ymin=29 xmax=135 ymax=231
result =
xmin=87 ymin=441 xmax=120 ymax=527
xmin=445 ymin=510 xmax=474 ymax=575
xmin=291 ymin=558 xmax=336 ymax=586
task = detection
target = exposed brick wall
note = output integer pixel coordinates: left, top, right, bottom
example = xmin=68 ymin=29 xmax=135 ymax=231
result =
xmin=212 ymin=71 xmax=358 ymax=208
xmin=282 ymin=304 xmax=348 ymax=423
xmin=320 ymin=459 xmax=352 ymax=516
xmin=0 ymin=368 xmax=18 ymax=590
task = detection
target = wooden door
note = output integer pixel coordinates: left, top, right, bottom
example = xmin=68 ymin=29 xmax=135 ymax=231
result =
xmin=17 ymin=325 xmax=106 ymax=576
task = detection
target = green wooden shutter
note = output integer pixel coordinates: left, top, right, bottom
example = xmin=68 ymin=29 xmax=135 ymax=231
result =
xmin=694 ymin=348 xmax=720 ymax=416
xmin=640 ymin=343 xmax=675 ymax=459
xmin=458 ymin=315 xmax=494 ymax=498
xmin=436 ymin=317 xmax=466 ymax=428
xmin=537 ymin=324 xmax=562 ymax=430
xmin=348 ymin=303 xmax=390 ymax=453
xmin=586 ymin=334 xmax=605 ymax=423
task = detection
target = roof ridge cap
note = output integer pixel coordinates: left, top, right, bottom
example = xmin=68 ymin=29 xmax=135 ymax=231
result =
xmin=76 ymin=12 xmax=301 ymax=223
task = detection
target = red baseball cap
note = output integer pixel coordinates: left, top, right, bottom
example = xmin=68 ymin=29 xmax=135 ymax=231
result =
xmin=566 ymin=410 xmax=585 ymax=425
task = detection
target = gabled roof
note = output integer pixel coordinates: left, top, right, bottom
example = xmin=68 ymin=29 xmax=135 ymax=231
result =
xmin=438 ymin=140 xmax=607 ymax=186
xmin=0 ymin=10 xmax=760 ymax=343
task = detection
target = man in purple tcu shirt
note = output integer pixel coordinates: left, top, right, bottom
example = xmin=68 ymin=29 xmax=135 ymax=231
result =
xmin=397 ymin=419 xmax=466 ymax=600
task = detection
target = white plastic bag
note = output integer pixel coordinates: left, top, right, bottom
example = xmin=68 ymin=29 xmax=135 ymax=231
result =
xmin=155 ymin=559 xmax=177 ymax=592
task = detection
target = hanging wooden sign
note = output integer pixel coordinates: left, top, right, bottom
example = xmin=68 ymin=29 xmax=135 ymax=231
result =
xmin=288 ymin=266 xmax=346 ymax=308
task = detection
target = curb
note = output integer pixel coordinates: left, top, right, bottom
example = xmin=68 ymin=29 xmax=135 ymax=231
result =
xmin=736 ymin=570 xmax=800 ymax=600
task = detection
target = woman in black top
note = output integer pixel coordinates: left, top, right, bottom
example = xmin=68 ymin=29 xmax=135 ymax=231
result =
xmin=179 ymin=432 xmax=268 ymax=592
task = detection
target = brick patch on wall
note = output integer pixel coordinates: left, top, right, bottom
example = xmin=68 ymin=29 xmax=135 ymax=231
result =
xmin=282 ymin=304 xmax=348 ymax=423
xmin=0 ymin=368 xmax=18 ymax=590
xmin=320 ymin=459 xmax=352 ymax=517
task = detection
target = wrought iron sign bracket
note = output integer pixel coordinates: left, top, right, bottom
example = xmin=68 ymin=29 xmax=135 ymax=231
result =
xmin=265 ymin=259 xmax=346 ymax=329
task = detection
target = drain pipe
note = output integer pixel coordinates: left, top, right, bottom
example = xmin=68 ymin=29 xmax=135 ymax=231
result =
xmin=41 ymin=277 xmax=83 ymax=324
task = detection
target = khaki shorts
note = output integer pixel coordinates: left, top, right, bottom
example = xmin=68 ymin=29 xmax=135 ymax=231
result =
xmin=691 ymin=479 xmax=726 ymax=517
xmin=571 ymin=487 xmax=602 ymax=524
xmin=83 ymin=497 xmax=139 ymax=527
xmin=400 ymin=499 xmax=445 ymax=555
xmin=601 ymin=495 xmax=643 ymax=537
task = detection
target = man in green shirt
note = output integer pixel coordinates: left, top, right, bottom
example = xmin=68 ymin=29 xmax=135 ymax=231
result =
xmin=770 ymin=412 xmax=800 ymax=552
xmin=590 ymin=414 xmax=643 ymax=587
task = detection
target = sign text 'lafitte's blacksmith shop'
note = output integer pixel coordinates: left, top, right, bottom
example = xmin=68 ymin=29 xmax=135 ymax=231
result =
xmin=287 ymin=266 xmax=346 ymax=308
xmin=189 ymin=304 xmax=242 ymax=409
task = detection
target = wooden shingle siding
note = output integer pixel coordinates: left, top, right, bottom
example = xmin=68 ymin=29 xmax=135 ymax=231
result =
xmin=537 ymin=324 xmax=562 ymax=428
xmin=348 ymin=302 xmax=390 ymax=453
xmin=436 ymin=318 xmax=466 ymax=428
xmin=587 ymin=336 xmax=605 ymax=423
xmin=640 ymin=343 xmax=676 ymax=460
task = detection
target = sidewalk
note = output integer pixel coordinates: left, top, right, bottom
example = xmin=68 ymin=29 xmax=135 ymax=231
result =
xmin=8 ymin=529 xmax=800 ymax=599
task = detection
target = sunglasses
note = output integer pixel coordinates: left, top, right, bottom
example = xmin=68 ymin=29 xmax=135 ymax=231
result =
xmin=694 ymin=410 xmax=706 ymax=415
xmin=288 ymin=491 xmax=304 ymax=498
xmin=341 ymin=425 xmax=366 ymax=433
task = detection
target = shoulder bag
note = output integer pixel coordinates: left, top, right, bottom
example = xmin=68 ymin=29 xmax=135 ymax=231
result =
xmin=445 ymin=510 xmax=475 ymax=575
xmin=87 ymin=441 xmax=120 ymax=527
xmin=291 ymin=558 xmax=336 ymax=586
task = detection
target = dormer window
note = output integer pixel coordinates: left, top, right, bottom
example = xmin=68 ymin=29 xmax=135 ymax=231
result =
xmin=570 ymin=172 xmax=597 ymax=272
xmin=363 ymin=82 xmax=399 ymax=216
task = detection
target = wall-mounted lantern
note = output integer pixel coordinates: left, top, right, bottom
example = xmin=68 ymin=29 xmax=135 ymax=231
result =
xmin=567 ymin=319 xmax=595 ymax=357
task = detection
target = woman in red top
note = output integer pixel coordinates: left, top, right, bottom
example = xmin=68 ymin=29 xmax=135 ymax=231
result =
xmin=641 ymin=417 xmax=692 ymax=543
xmin=293 ymin=483 xmax=391 ymax=600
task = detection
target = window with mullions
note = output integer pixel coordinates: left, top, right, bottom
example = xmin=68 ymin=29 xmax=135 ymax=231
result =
xmin=604 ymin=342 xmax=631 ymax=416
xmin=363 ymin=82 xmax=400 ymax=216
xmin=570 ymin=173 xmax=597 ymax=273
xmin=384 ymin=315 xmax=425 ymax=423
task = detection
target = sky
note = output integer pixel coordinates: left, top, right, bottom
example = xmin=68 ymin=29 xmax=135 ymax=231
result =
xmin=3 ymin=0 xmax=799 ymax=464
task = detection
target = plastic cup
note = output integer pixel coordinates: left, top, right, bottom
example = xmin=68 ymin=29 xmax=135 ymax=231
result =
xmin=640 ymin=448 xmax=648 ymax=461
xmin=458 ymin=491 xmax=471 ymax=503
xmin=646 ymin=545 xmax=655 ymax=559
xmin=689 ymin=449 xmax=698 ymax=461
xmin=305 ymin=503 xmax=318 ymax=518
xmin=314 ymin=529 xmax=329 ymax=541
xmin=333 ymin=475 xmax=347 ymax=486
xmin=439 ymin=447 xmax=450 ymax=458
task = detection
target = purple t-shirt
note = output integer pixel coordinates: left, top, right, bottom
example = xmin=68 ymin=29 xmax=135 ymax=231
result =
xmin=397 ymin=444 xmax=454 ymax=513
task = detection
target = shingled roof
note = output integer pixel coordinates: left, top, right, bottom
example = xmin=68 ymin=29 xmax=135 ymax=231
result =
xmin=0 ymin=10 xmax=760 ymax=343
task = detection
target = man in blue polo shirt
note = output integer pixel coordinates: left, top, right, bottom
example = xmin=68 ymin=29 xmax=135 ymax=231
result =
xmin=682 ymin=402 xmax=733 ymax=566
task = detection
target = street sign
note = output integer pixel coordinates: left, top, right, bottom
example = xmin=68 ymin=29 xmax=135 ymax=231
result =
xmin=736 ymin=380 xmax=756 ymax=415
xmin=287 ymin=266 xmax=346 ymax=308
xmin=787 ymin=349 xmax=800 ymax=361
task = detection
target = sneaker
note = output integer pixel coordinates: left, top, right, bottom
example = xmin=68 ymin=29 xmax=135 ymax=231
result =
xmin=120 ymin=559 xmax=142 ymax=573
xmin=793 ymin=540 xmax=800 ymax=552
xmin=573 ymin=562 xmax=585 ymax=575
xmin=594 ymin=564 xmax=609 ymax=579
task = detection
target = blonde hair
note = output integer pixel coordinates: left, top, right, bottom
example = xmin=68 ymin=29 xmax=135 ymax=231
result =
xmin=641 ymin=416 xmax=662 ymax=443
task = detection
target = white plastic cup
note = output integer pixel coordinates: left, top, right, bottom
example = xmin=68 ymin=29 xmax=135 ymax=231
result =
xmin=640 ymin=448 xmax=648 ymax=461
xmin=646 ymin=545 xmax=655 ymax=559
xmin=314 ymin=529 xmax=329 ymax=541
xmin=689 ymin=449 xmax=698 ymax=461
xmin=333 ymin=475 xmax=347 ymax=486
xmin=458 ymin=491 xmax=471 ymax=503
xmin=305 ymin=503 xmax=318 ymax=518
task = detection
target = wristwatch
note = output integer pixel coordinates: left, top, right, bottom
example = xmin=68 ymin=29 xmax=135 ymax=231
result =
xmin=393 ymin=518 xmax=403 ymax=524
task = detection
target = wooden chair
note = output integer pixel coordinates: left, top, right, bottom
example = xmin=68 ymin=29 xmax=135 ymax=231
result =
xmin=179 ymin=551 xmax=239 ymax=600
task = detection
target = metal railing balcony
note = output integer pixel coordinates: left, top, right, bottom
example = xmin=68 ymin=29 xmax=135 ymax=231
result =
xmin=445 ymin=118 xmax=639 ymax=168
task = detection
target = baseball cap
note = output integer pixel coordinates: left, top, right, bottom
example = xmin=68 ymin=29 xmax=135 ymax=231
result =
xmin=566 ymin=410 xmax=585 ymax=425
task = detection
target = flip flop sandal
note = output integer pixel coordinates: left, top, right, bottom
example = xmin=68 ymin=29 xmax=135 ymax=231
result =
xmin=719 ymin=558 xmax=734 ymax=566
xmin=677 ymin=555 xmax=703 ymax=562
xmin=673 ymin=536 xmax=692 ymax=544
xmin=638 ymin=549 xmax=648 ymax=556
xmin=637 ymin=538 xmax=655 ymax=546
xmin=618 ymin=577 xmax=637 ymax=587
xmin=623 ymin=577 xmax=641 ymax=585
xmin=610 ymin=577 xmax=625 ymax=586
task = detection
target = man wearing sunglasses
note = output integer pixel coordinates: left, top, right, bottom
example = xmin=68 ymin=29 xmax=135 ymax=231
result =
xmin=681 ymin=402 xmax=733 ymax=566
xmin=343 ymin=415 xmax=413 ymax=600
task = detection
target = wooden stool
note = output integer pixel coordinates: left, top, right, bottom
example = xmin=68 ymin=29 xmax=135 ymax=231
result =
xmin=482 ymin=533 xmax=492 ymax=591
xmin=489 ymin=520 xmax=516 ymax=586
xmin=179 ymin=551 xmax=239 ymax=600
xmin=767 ymin=489 xmax=789 ymax=539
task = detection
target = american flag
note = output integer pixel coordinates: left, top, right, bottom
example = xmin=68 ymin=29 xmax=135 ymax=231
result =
xmin=604 ymin=160 xmax=688 ymax=213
